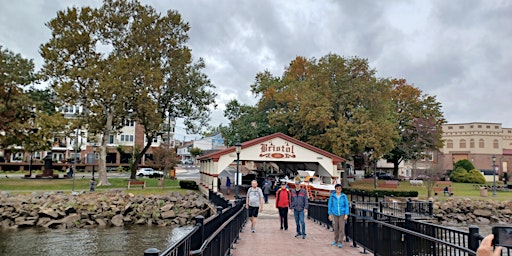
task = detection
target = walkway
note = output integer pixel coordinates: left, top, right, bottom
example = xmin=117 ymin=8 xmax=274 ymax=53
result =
xmin=219 ymin=188 xmax=372 ymax=256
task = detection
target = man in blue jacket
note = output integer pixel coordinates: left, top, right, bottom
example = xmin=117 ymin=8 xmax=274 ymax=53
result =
xmin=290 ymin=180 xmax=308 ymax=239
xmin=328 ymin=184 xmax=349 ymax=248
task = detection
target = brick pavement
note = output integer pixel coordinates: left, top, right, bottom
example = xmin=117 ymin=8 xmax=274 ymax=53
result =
xmin=229 ymin=197 xmax=372 ymax=256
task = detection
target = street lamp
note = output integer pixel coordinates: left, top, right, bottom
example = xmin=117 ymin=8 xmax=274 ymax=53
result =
xmin=92 ymin=143 xmax=97 ymax=180
xmin=235 ymin=141 xmax=242 ymax=199
xmin=492 ymin=155 xmax=497 ymax=197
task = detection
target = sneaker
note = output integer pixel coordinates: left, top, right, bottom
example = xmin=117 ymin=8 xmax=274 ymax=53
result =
xmin=302 ymin=234 xmax=306 ymax=239
xmin=331 ymin=241 xmax=337 ymax=246
xmin=280 ymin=226 xmax=283 ymax=230
xmin=338 ymin=243 xmax=343 ymax=248
xmin=295 ymin=234 xmax=301 ymax=238
xmin=251 ymin=228 xmax=255 ymax=233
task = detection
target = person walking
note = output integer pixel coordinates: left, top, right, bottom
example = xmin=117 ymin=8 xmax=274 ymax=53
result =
xmin=328 ymin=184 xmax=350 ymax=248
xmin=262 ymin=180 xmax=271 ymax=203
xmin=226 ymin=177 xmax=231 ymax=195
xmin=290 ymin=180 xmax=308 ymax=239
xmin=89 ymin=178 xmax=95 ymax=192
xmin=275 ymin=182 xmax=291 ymax=230
xmin=246 ymin=180 xmax=264 ymax=233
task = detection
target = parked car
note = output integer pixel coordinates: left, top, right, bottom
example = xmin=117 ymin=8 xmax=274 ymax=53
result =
xmin=181 ymin=159 xmax=193 ymax=165
xmin=136 ymin=168 xmax=164 ymax=178
xmin=415 ymin=174 xmax=430 ymax=180
xmin=377 ymin=173 xmax=393 ymax=180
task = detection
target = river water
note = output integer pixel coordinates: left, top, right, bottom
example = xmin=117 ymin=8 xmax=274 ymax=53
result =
xmin=0 ymin=225 xmax=193 ymax=256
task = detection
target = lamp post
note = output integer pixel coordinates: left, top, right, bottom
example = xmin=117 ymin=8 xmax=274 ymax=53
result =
xmin=492 ymin=155 xmax=497 ymax=197
xmin=92 ymin=143 xmax=97 ymax=180
xmin=373 ymin=159 xmax=377 ymax=189
xmin=235 ymin=141 xmax=242 ymax=199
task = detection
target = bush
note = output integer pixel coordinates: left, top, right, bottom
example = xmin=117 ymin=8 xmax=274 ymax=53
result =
xmin=467 ymin=169 xmax=486 ymax=184
xmin=450 ymin=167 xmax=468 ymax=182
xmin=179 ymin=180 xmax=199 ymax=190
xmin=454 ymin=159 xmax=475 ymax=171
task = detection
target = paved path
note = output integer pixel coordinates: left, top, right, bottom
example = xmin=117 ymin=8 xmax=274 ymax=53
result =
xmin=224 ymin=195 xmax=372 ymax=256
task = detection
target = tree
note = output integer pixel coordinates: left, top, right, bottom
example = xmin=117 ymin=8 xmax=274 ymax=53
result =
xmin=189 ymin=147 xmax=202 ymax=158
xmin=146 ymin=146 xmax=179 ymax=173
xmin=0 ymin=46 xmax=37 ymax=147
xmin=249 ymin=54 xmax=397 ymax=162
xmin=40 ymin=0 xmax=216 ymax=183
xmin=454 ymin=159 xmax=475 ymax=172
xmin=385 ymin=79 xmax=445 ymax=177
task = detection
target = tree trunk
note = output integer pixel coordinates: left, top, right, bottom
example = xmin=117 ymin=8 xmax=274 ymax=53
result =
xmin=97 ymin=114 xmax=113 ymax=186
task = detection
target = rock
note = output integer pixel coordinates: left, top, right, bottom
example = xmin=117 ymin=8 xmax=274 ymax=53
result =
xmin=161 ymin=211 xmax=176 ymax=219
xmin=474 ymin=209 xmax=492 ymax=217
xmin=111 ymin=214 xmax=124 ymax=227
xmin=39 ymin=208 xmax=59 ymax=219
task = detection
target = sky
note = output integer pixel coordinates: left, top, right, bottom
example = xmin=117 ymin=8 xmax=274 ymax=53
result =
xmin=1 ymin=0 xmax=511 ymax=140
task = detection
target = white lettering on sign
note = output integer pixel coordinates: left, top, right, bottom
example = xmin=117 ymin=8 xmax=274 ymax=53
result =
xmin=259 ymin=141 xmax=296 ymax=159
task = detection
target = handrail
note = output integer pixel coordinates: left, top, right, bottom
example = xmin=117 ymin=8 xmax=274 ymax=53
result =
xmin=189 ymin=201 xmax=246 ymax=255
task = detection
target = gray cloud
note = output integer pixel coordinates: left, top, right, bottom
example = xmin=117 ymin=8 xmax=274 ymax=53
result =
xmin=1 ymin=0 xmax=511 ymax=137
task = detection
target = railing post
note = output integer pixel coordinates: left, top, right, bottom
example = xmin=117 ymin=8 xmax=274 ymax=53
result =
xmin=406 ymin=198 xmax=412 ymax=213
xmin=217 ymin=206 xmax=223 ymax=215
xmin=428 ymin=200 xmax=433 ymax=217
xmin=351 ymin=201 xmax=358 ymax=248
xmin=144 ymin=248 xmax=160 ymax=256
xmin=468 ymin=225 xmax=480 ymax=251
xmin=372 ymin=207 xmax=379 ymax=255
xmin=405 ymin=212 xmax=413 ymax=256
xmin=379 ymin=200 xmax=383 ymax=213
xmin=195 ymin=215 xmax=205 ymax=246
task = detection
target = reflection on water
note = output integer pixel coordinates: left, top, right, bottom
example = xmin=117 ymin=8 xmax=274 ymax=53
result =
xmin=0 ymin=225 xmax=193 ymax=256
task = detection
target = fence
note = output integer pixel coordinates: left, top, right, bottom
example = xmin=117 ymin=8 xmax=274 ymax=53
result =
xmin=307 ymin=200 xmax=512 ymax=256
xmin=144 ymin=197 xmax=246 ymax=256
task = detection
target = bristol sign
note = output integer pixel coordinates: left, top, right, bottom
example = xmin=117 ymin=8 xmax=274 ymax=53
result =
xmin=259 ymin=141 xmax=296 ymax=159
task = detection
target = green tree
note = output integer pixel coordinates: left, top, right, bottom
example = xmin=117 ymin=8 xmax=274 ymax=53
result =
xmin=249 ymin=54 xmax=397 ymax=162
xmin=0 ymin=46 xmax=37 ymax=147
xmin=189 ymin=147 xmax=202 ymax=158
xmin=385 ymin=79 xmax=445 ymax=177
xmin=40 ymin=0 xmax=216 ymax=182
xmin=454 ymin=159 xmax=475 ymax=171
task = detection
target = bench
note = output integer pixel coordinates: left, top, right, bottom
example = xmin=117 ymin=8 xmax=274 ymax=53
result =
xmin=434 ymin=181 xmax=453 ymax=196
xmin=378 ymin=180 xmax=399 ymax=189
xmin=127 ymin=180 xmax=146 ymax=189
xmin=410 ymin=180 xmax=424 ymax=186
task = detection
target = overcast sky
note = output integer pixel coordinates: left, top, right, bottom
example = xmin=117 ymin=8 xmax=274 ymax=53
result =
xmin=1 ymin=0 xmax=511 ymax=139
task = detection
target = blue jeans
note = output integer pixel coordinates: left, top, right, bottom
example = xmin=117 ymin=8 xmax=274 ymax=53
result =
xmin=294 ymin=210 xmax=305 ymax=235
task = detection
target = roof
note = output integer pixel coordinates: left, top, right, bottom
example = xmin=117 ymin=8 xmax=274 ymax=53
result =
xmin=197 ymin=132 xmax=345 ymax=163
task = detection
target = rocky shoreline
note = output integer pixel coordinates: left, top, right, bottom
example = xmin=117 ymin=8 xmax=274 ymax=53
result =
xmin=0 ymin=190 xmax=215 ymax=229
xmin=432 ymin=198 xmax=512 ymax=226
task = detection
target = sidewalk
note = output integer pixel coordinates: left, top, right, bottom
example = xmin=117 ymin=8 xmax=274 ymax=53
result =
xmin=229 ymin=196 xmax=372 ymax=256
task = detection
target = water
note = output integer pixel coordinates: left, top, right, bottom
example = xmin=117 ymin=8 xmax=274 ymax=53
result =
xmin=0 ymin=225 xmax=193 ymax=256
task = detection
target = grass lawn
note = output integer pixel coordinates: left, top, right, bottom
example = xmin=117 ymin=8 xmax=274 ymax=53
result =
xmin=0 ymin=176 xmax=193 ymax=196
xmin=350 ymin=180 xmax=512 ymax=201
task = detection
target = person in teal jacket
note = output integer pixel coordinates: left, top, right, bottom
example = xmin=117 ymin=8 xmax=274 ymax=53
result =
xmin=327 ymin=184 xmax=349 ymax=248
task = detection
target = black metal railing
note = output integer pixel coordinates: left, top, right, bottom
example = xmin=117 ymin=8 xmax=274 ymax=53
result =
xmin=209 ymin=190 xmax=230 ymax=209
xmin=144 ymin=196 xmax=247 ymax=256
xmin=354 ymin=198 xmax=433 ymax=218
xmin=307 ymin=200 xmax=511 ymax=256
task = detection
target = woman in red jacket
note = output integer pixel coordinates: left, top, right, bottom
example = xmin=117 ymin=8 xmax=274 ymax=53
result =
xmin=275 ymin=182 xmax=291 ymax=230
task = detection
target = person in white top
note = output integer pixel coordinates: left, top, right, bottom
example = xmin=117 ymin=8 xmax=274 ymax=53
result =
xmin=245 ymin=180 xmax=264 ymax=233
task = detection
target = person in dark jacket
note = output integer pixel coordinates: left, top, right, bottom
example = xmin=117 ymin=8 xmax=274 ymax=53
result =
xmin=262 ymin=180 xmax=272 ymax=203
xmin=328 ymin=184 xmax=350 ymax=248
xmin=290 ymin=180 xmax=308 ymax=239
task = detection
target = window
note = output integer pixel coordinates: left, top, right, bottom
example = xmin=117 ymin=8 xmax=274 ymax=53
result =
xmin=120 ymin=134 xmax=134 ymax=142
xmin=493 ymin=139 xmax=499 ymax=149
xmin=479 ymin=139 xmax=485 ymax=148
xmin=447 ymin=139 xmax=453 ymax=148
xmin=460 ymin=139 xmax=466 ymax=148
xmin=459 ymin=126 xmax=464 ymax=129
xmin=495 ymin=126 xmax=499 ymax=129
xmin=470 ymin=139 xmax=475 ymax=148
xmin=34 ymin=152 xmax=41 ymax=160
xmin=124 ymin=119 xmax=135 ymax=127
xmin=487 ymin=125 xmax=490 ymax=128
xmin=448 ymin=126 xmax=453 ymax=130
xmin=478 ymin=125 xmax=482 ymax=128
xmin=427 ymin=152 xmax=434 ymax=161
xmin=470 ymin=125 xmax=473 ymax=128
xmin=108 ymin=135 xmax=114 ymax=144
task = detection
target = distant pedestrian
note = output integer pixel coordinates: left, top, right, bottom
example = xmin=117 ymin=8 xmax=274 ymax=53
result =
xmin=275 ymin=182 xmax=291 ymax=230
xmin=328 ymin=184 xmax=350 ymax=248
xmin=226 ymin=177 xmax=231 ymax=195
xmin=290 ymin=180 xmax=308 ymax=239
xmin=262 ymin=180 xmax=271 ymax=203
xmin=89 ymin=178 xmax=95 ymax=192
xmin=246 ymin=180 xmax=264 ymax=233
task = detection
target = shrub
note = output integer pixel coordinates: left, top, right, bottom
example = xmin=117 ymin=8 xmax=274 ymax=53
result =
xmin=454 ymin=159 xmax=475 ymax=171
xmin=179 ymin=180 xmax=199 ymax=190
xmin=467 ymin=169 xmax=486 ymax=184
xmin=450 ymin=167 xmax=468 ymax=182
